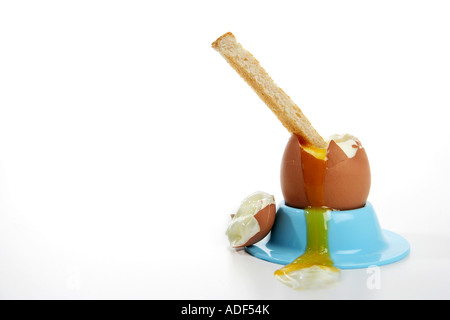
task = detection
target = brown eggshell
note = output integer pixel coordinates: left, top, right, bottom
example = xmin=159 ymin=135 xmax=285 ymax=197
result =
xmin=281 ymin=135 xmax=371 ymax=210
xmin=236 ymin=203 xmax=276 ymax=248
xmin=324 ymin=140 xmax=371 ymax=210
xmin=280 ymin=135 xmax=309 ymax=208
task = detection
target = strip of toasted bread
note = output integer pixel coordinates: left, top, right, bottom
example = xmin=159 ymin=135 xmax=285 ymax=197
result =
xmin=212 ymin=32 xmax=327 ymax=149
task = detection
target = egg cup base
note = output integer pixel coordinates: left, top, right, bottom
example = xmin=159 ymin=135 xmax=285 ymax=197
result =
xmin=245 ymin=201 xmax=410 ymax=269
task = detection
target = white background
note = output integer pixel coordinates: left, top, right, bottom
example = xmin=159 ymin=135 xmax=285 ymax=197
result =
xmin=1 ymin=1 xmax=449 ymax=299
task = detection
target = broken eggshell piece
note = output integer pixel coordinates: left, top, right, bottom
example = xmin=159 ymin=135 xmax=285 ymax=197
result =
xmin=226 ymin=192 xmax=276 ymax=248
xmin=281 ymin=134 xmax=371 ymax=210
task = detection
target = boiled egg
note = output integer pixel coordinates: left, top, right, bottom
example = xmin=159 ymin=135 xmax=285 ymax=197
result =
xmin=281 ymin=134 xmax=371 ymax=210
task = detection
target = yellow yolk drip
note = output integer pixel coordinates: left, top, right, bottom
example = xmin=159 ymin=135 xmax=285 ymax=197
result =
xmin=301 ymin=144 xmax=327 ymax=161
xmin=274 ymin=207 xmax=338 ymax=276
xmin=274 ymin=139 xmax=340 ymax=289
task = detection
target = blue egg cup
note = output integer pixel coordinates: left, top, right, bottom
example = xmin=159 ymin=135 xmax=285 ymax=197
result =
xmin=245 ymin=201 xmax=410 ymax=269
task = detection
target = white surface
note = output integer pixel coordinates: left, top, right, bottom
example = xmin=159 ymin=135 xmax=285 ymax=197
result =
xmin=1 ymin=1 xmax=450 ymax=299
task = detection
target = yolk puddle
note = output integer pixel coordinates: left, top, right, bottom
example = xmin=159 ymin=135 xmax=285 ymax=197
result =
xmin=274 ymin=138 xmax=340 ymax=290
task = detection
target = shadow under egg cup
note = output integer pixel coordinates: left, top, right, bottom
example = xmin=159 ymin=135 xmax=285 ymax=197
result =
xmin=245 ymin=202 xmax=410 ymax=269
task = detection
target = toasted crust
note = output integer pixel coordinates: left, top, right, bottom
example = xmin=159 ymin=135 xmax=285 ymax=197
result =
xmin=212 ymin=32 xmax=327 ymax=149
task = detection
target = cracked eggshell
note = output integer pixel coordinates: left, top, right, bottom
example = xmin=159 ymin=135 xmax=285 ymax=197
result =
xmin=324 ymin=140 xmax=371 ymax=210
xmin=226 ymin=193 xmax=276 ymax=248
xmin=281 ymin=135 xmax=371 ymax=210
xmin=243 ymin=203 xmax=276 ymax=247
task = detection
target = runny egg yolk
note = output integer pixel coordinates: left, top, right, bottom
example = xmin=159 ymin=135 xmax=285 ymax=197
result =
xmin=300 ymin=144 xmax=328 ymax=207
xmin=274 ymin=139 xmax=341 ymax=289
xmin=301 ymin=144 xmax=327 ymax=161
xmin=274 ymin=207 xmax=340 ymax=290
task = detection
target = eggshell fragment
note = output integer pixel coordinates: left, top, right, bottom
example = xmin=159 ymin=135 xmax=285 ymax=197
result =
xmin=226 ymin=192 xmax=276 ymax=248
xmin=243 ymin=203 xmax=276 ymax=247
